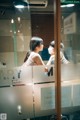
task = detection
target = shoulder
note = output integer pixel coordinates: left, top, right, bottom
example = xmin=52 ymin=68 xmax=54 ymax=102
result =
xmin=60 ymin=51 xmax=63 ymax=56
xmin=33 ymin=53 xmax=41 ymax=60
xmin=30 ymin=52 xmax=41 ymax=60
xmin=50 ymin=55 xmax=55 ymax=60
xmin=31 ymin=52 xmax=40 ymax=57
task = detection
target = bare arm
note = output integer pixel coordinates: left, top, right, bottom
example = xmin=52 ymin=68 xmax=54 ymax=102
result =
xmin=33 ymin=55 xmax=45 ymax=65
xmin=33 ymin=54 xmax=48 ymax=72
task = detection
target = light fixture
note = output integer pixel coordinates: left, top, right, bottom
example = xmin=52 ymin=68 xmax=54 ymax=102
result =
xmin=13 ymin=0 xmax=28 ymax=8
xmin=15 ymin=5 xmax=25 ymax=8
xmin=66 ymin=4 xmax=75 ymax=7
xmin=61 ymin=4 xmax=75 ymax=7
xmin=18 ymin=17 xmax=21 ymax=22
xmin=61 ymin=5 xmax=66 ymax=8
xmin=11 ymin=19 xmax=14 ymax=23
xmin=18 ymin=30 xmax=20 ymax=33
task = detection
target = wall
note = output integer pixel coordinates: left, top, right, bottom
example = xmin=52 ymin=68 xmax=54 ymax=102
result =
xmin=0 ymin=9 xmax=32 ymax=67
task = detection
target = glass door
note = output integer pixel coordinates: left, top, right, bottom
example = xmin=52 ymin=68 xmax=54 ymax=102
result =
xmin=61 ymin=1 xmax=80 ymax=120
xmin=0 ymin=0 xmax=57 ymax=120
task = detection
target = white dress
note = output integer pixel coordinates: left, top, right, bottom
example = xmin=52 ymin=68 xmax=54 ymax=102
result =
xmin=47 ymin=51 xmax=69 ymax=65
xmin=22 ymin=51 xmax=45 ymax=67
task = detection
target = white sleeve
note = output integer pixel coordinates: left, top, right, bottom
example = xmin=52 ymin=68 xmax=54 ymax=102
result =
xmin=60 ymin=52 xmax=69 ymax=64
xmin=47 ymin=56 xmax=52 ymax=65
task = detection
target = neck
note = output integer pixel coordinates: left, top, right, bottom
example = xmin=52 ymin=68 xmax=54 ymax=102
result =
xmin=34 ymin=49 xmax=39 ymax=53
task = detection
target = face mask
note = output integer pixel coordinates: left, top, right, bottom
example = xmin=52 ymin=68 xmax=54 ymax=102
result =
xmin=48 ymin=46 xmax=54 ymax=55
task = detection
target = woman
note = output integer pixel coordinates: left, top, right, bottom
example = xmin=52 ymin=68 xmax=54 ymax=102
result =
xmin=23 ymin=36 xmax=45 ymax=66
xmin=47 ymin=41 xmax=69 ymax=65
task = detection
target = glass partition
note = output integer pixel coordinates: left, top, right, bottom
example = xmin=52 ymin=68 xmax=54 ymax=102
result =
xmin=0 ymin=5 xmax=31 ymax=67
xmin=0 ymin=1 xmax=55 ymax=119
xmin=0 ymin=0 xmax=80 ymax=120
xmin=61 ymin=1 xmax=80 ymax=119
xmin=0 ymin=0 xmax=76 ymax=120
xmin=0 ymin=65 xmax=55 ymax=120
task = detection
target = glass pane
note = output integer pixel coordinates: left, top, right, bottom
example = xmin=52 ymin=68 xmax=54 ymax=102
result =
xmin=0 ymin=0 xmax=55 ymax=120
xmin=61 ymin=1 xmax=80 ymax=119
xmin=0 ymin=4 xmax=31 ymax=67
xmin=0 ymin=86 xmax=34 ymax=120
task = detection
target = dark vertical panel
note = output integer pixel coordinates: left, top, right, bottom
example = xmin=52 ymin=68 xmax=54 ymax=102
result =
xmin=31 ymin=13 xmax=54 ymax=48
xmin=54 ymin=0 xmax=61 ymax=120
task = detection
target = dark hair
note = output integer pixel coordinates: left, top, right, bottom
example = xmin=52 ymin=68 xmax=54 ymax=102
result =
xmin=50 ymin=41 xmax=64 ymax=49
xmin=30 ymin=37 xmax=43 ymax=51
xmin=24 ymin=37 xmax=43 ymax=62
xmin=24 ymin=51 xmax=30 ymax=62
xmin=50 ymin=41 xmax=55 ymax=48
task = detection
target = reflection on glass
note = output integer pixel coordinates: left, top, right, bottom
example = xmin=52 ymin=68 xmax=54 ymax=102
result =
xmin=61 ymin=1 xmax=80 ymax=118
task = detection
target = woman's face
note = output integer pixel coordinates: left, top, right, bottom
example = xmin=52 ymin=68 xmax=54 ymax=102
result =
xmin=36 ymin=43 xmax=44 ymax=52
xmin=39 ymin=43 xmax=44 ymax=51
xmin=48 ymin=46 xmax=55 ymax=55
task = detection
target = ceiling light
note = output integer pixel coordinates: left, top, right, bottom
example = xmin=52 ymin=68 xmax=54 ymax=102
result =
xmin=18 ymin=30 xmax=20 ymax=33
xmin=18 ymin=17 xmax=21 ymax=22
xmin=61 ymin=4 xmax=75 ymax=8
xmin=61 ymin=5 xmax=66 ymax=8
xmin=15 ymin=5 xmax=25 ymax=8
xmin=14 ymin=0 xmax=28 ymax=9
xmin=10 ymin=30 xmax=12 ymax=32
xmin=11 ymin=19 xmax=14 ymax=23
xmin=66 ymin=4 xmax=75 ymax=7
xmin=14 ymin=31 xmax=16 ymax=34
